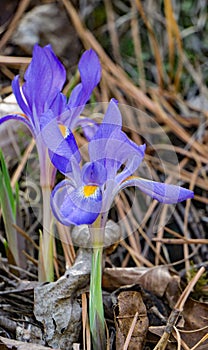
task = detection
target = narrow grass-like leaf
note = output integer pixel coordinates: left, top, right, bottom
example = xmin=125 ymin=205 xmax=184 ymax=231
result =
xmin=0 ymin=149 xmax=16 ymax=216
xmin=0 ymin=150 xmax=20 ymax=265
xmin=0 ymin=169 xmax=19 ymax=265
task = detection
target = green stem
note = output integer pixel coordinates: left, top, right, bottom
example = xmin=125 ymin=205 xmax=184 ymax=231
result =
xmin=38 ymin=146 xmax=55 ymax=282
xmin=89 ymin=217 xmax=106 ymax=350
xmin=38 ymin=185 xmax=54 ymax=282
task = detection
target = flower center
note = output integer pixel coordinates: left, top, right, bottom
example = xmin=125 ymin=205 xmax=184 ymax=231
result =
xmin=59 ymin=124 xmax=69 ymax=138
xmin=83 ymin=185 xmax=98 ymax=197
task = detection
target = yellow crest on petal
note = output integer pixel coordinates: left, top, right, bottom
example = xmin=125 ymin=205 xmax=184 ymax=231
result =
xmin=59 ymin=124 xmax=69 ymax=138
xmin=83 ymin=185 xmax=98 ymax=198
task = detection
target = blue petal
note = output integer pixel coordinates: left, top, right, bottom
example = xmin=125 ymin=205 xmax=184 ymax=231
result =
xmin=0 ymin=113 xmax=33 ymax=133
xmin=12 ymin=76 xmax=31 ymax=117
xmin=82 ymin=161 xmax=107 ymax=185
xmin=22 ymin=44 xmax=66 ymax=116
xmin=66 ymin=49 xmax=101 ymax=126
xmin=89 ymin=101 xmax=146 ymax=181
xmin=88 ymin=101 xmax=122 ymax=176
xmin=101 ymin=98 xmax=120 ymax=126
xmin=50 ymin=92 xmax=67 ymax=121
xmin=50 ymin=179 xmax=77 ymax=226
xmin=51 ymin=181 xmax=102 ymax=225
xmin=79 ymin=118 xmax=99 ymax=140
xmin=40 ymin=110 xmax=81 ymax=174
xmin=120 ymin=177 xmax=194 ymax=204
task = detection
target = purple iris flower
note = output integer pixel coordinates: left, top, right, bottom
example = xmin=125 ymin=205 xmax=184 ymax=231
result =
xmin=0 ymin=44 xmax=101 ymax=186
xmin=41 ymin=99 xmax=194 ymax=226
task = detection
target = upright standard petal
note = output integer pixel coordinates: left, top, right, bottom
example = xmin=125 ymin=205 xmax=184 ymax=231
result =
xmin=22 ymin=44 xmax=66 ymax=116
xmin=66 ymin=49 xmax=101 ymax=127
xmin=89 ymin=100 xmax=146 ymax=180
xmin=82 ymin=161 xmax=107 ymax=186
xmin=119 ymin=177 xmax=194 ymax=204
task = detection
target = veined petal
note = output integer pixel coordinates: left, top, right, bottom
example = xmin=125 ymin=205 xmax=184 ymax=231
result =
xmin=80 ymin=118 xmax=99 ymax=140
xmin=44 ymin=45 xmax=66 ymax=95
xmin=67 ymin=49 xmax=101 ymax=124
xmin=88 ymin=100 xmax=122 ymax=172
xmin=41 ymin=110 xmax=81 ymax=174
xmin=78 ymin=49 xmax=101 ymax=90
xmin=22 ymin=44 xmax=66 ymax=116
xmin=82 ymin=161 xmax=107 ymax=185
xmin=50 ymin=179 xmax=77 ymax=225
xmin=115 ymin=137 xmax=146 ymax=184
xmin=101 ymin=98 xmax=120 ymax=126
xmin=12 ymin=76 xmax=31 ymax=117
xmin=50 ymin=92 xmax=67 ymax=121
xmin=0 ymin=113 xmax=33 ymax=133
xmin=89 ymin=122 xmax=145 ymax=181
xmin=58 ymin=184 xmax=102 ymax=225
xmin=119 ymin=176 xmax=194 ymax=204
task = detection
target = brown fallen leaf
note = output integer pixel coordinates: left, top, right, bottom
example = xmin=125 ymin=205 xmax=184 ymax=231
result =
xmin=34 ymin=249 xmax=91 ymax=350
xmin=103 ymin=266 xmax=175 ymax=297
xmin=114 ymin=290 xmax=149 ymax=350
xmin=180 ymin=298 xmax=208 ymax=349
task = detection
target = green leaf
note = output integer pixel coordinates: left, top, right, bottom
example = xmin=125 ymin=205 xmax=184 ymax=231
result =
xmin=0 ymin=149 xmax=16 ymax=216
xmin=0 ymin=150 xmax=19 ymax=265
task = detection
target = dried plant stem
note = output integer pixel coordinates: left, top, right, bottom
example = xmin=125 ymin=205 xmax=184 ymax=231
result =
xmin=0 ymin=0 xmax=31 ymax=52
xmin=153 ymin=266 xmax=205 ymax=350
xmin=123 ymin=312 xmax=138 ymax=350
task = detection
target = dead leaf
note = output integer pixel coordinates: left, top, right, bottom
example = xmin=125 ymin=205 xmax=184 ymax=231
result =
xmin=114 ymin=291 xmax=149 ymax=349
xmin=103 ymin=266 xmax=175 ymax=297
xmin=34 ymin=249 xmax=91 ymax=350
xmin=180 ymin=298 xmax=208 ymax=349
xmin=0 ymin=335 xmax=58 ymax=349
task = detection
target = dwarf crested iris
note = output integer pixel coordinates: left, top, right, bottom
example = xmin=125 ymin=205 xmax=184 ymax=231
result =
xmin=0 ymin=44 xmax=101 ymax=281
xmin=0 ymin=44 xmax=101 ymax=186
xmin=41 ymin=98 xmax=194 ymax=228
xmin=41 ymin=98 xmax=194 ymax=349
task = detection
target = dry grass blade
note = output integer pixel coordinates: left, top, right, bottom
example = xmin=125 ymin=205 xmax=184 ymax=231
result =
xmin=12 ymin=223 xmax=39 ymax=250
xmin=11 ymin=138 xmax=36 ymax=188
xmin=130 ymin=0 xmax=146 ymax=91
xmin=82 ymin=293 xmax=91 ymax=350
xmin=164 ymin=0 xmax=183 ymax=90
xmin=104 ymin=0 xmax=122 ymax=65
xmin=153 ymin=266 xmax=206 ymax=350
xmin=56 ymin=222 xmax=76 ymax=268
xmin=0 ymin=55 xmax=31 ymax=65
xmin=123 ymin=311 xmax=139 ymax=350
xmin=0 ymin=0 xmax=31 ymax=52
xmin=135 ymin=0 xmax=164 ymax=88
xmin=191 ymin=333 xmax=208 ymax=350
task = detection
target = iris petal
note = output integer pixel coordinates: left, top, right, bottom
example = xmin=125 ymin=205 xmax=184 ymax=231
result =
xmin=22 ymin=44 xmax=66 ymax=116
xmin=12 ymin=76 xmax=31 ymax=117
xmin=119 ymin=176 xmax=194 ymax=204
xmin=89 ymin=103 xmax=146 ymax=181
xmin=67 ymin=49 xmax=101 ymax=127
xmin=50 ymin=179 xmax=76 ymax=225
xmin=0 ymin=113 xmax=33 ymax=133
xmin=41 ymin=110 xmax=81 ymax=174
xmin=59 ymin=185 xmax=102 ymax=225
xmin=82 ymin=161 xmax=107 ymax=185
